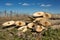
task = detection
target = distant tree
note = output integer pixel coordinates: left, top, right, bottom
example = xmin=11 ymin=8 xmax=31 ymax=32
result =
xmin=10 ymin=10 xmax=13 ymax=19
xmin=4 ymin=10 xmax=7 ymax=17
xmin=0 ymin=11 xmax=2 ymax=17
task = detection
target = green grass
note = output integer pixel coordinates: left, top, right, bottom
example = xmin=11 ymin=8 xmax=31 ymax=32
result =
xmin=42 ymin=29 xmax=60 ymax=40
xmin=0 ymin=27 xmax=60 ymax=40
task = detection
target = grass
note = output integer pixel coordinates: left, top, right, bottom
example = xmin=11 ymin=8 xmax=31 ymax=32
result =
xmin=42 ymin=28 xmax=60 ymax=40
xmin=0 ymin=26 xmax=60 ymax=40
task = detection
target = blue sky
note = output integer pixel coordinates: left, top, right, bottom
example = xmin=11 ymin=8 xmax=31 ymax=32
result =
xmin=0 ymin=0 xmax=60 ymax=14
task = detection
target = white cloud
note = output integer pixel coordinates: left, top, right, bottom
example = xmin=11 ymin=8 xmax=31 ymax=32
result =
xmin=41 ymin=4 xmax=45 ymax=6
xmin=18 ymin=3 xmax=21 ymax=4
xmin=46 ymin=4 xmax=52 ymax=6
xmin=5 ymin=3 xmax=13 ymax=6
xmin=22 ymin=3 xmax=30 ymax=6
xmin=40 ymin=4 xmax=52 ymax=7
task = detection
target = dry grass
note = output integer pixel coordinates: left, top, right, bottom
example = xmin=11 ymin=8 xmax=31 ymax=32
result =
xmin=51 ymin=14 xmax=60 ymax=19
xmin=49 ymin=20 xmax=60 ymax=25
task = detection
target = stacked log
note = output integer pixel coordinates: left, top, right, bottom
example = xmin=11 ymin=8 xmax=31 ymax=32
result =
xmin=2 ymin=12 xmax=52 ymax=33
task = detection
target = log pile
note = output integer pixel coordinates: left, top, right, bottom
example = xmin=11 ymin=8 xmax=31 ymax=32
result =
xmin=2 ymin=12 xmax=52 ymax=33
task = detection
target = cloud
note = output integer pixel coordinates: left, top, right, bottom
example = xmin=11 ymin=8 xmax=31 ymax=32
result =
xmin=18 ymin=3 xmax=21 ymax=4
xmin=22 ymin=3 xmax=30 ymax=6
xmin=5 ymin=3 xmax=13 ymax=6
xmin=41 ymin=4 xmax=45 ymax=6
xmin=40 ymin=4 xmax=52 ymax=7
xmin=46 ymin=4 xmax=52 ymax=6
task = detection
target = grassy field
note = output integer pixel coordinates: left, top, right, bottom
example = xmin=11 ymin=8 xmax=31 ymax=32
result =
xmin=0 ymin=27 xmax=60 ymax=40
